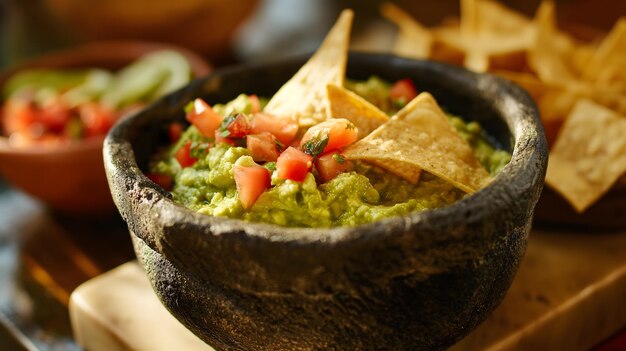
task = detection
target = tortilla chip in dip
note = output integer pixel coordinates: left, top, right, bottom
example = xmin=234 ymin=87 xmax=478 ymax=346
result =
xmin=263 ymin=9 xmax=353 ymax=127
xmin=546 ymin=99 xmax=626 ymax=213
xmin=343 ymin=92 xmax=491 ymax=193
xmin=326 ymin=84 xmax=389 ymax=139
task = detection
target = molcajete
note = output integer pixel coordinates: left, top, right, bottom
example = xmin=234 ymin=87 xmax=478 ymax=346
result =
xmin=103 ymin=53 xmax=548 ymax=350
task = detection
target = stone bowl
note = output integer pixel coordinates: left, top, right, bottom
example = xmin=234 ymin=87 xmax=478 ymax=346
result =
xmin=103 ymin=52 xmax=548 ymax=350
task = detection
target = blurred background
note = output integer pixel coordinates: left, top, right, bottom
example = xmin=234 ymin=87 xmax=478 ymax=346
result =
xmin=1 ymin=0 xmax=625 ymax=69
xmin=1 ymin=1 xmax=626 ymax=350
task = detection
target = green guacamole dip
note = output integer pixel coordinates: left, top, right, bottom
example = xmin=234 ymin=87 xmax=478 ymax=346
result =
xmin=151 ymin=80 xmax=511 ymax=228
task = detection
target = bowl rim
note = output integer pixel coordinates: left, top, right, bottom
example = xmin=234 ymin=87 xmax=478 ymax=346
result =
xmin=0 ymin=40 xmax=212 ymax=155
xmin=104 ymin=51 xmax=547 ymax=244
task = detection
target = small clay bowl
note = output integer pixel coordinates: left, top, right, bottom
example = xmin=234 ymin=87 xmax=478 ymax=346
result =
xmin=104 ymin=53 xmax=547 ymax=350
xmin=0 ymin=41 xmax=211 ymax=214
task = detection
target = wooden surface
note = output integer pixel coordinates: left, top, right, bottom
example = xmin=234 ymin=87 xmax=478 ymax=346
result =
xmin=0 ymin=183 xmax=135 ymax=350
xmin=70 ymin=262 xmax=210 ymax=351
xmin=451 ymin=229 xmax=626 ymax=351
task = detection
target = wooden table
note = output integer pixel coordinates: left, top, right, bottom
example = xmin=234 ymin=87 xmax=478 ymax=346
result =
xmin=0 ymin=182 xmax=135 ymax=350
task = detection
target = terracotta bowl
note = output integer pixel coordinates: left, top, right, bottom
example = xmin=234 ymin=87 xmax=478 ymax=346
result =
xmin=104 ymin=53 xmax=548 ymax=350
xmin=0 ymin=41 xmax=211 ymax=214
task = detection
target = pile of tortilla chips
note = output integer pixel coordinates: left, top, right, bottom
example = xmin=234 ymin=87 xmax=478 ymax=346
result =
xmin=264 ymin=9 xmax=492 ymax=195
xmin=382 ymin=0 xmax=626 ymax=213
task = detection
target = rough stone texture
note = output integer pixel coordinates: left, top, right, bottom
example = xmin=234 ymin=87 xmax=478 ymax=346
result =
xmin=103 ymin=53 xmax=548 ymax=351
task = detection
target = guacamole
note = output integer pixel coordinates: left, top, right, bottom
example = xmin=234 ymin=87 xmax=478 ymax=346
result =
xmin=150 ymin=80 xmax=510 ymax=228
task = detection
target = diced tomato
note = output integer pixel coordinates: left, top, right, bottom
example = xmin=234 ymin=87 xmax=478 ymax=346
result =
xmin=146 ymin=173 xmax=173 ymax=190
xmin=249 ymin=113 xmax=298 ymax=145
xmin=174 ymin=141 xmax=198 ymax=168
xmin=389 ymin=78 xmax=418 ymax=105
xmin=247 ymin=132 xmax=280 ymax=162
xmin=39 ymin=97 xmax=71 ymax=133
xmin=186 ymin=98 xmax=223 ymax=138
xmin=214 ymin=130 xmax=234 ymax=145
xmin=276 ymin=146 xmax=313 ymax=182
xmin=2 ymin=99 xmax=38 ymax=135
xmin=168 ymin=122 xmax=184 ymax=142
xmin=220 ymin=113 xmax=251 ymax=139
xmin=300 ymin=118 xmax=358 ymax=156
xmin=233 ymin=163 xmax=271 ymax=210
xmin=315 ymin=153 xmax=352 ymax=182
xmin=78 ymin=102 xmax=118 ymax=137
xmin=249 ymin=94 xmax=262 ymax=113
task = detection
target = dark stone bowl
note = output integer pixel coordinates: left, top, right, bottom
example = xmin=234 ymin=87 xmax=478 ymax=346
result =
xmin=103 ymin=53 xmax=548 ymax=351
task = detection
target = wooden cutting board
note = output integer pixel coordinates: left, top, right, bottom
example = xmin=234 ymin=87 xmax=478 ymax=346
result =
xmin=451 ymin=228 xmax=626 ymax=351
xmin=69 ymin=228 xmax=626 ymax=351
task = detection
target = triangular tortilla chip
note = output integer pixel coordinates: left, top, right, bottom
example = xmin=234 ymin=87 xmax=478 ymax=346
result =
xmin=263 ymin=9 xmax=353 ymax=127
xmin=380 ymin=3 xmax=433 ymax=59
xmin=528 ymin=0 xmax=579 ymax=85
xmin=433 ymin=0 xmax=533 ymax=72
xmin=546 ymin=99 xmax=626 ymax=212
xmin=326 ymin=84 xmax=389 ymax=139
xmin=343 ymin=92 xmax=491 ymax=193
xmin=582 ymin=18 xmax=626 ymax=82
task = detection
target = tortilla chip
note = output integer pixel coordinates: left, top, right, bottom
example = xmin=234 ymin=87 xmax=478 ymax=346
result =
xmin=381 ymin=3 xmax=433 ymax=59
xmin=434 ymin=0 xmax=533 ymax=72
xmin=343 ymin=92 xmax=491 ymax=193
xmin=263 ymin=9 xmax=353 ymax=127
xmin=528 ymin=0 xmax=579 ymax=85
xmin=326 ymin=84 xmax=389 ymax=139
xmin=582 ymin=18 xmax=626 ymax=82
xmin=546 ymin=99 xmax=626 ymax=212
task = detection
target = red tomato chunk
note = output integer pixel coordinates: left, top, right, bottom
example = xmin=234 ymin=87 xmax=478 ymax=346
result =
xmin=220 ymin=113 xmax=251 ymax=139
xmin=175 ymin=141 xmax=198 ymax=168
xmin=186 ymin=98 xmax=223 ymax=138
xmin=300 ymin=118 xmax=358 ymax=156
xmin=233 ymin=163 xmax=271 ymax=209
xmin=315 ymin=153 xmax=351 ymax=182
xmin=389 ymin=78 xmax=418 ymax=105
xmin=249 ymin=113 xmax=298 ymax=146
xmin=247 ymin=132 xmax=280 ymax=162
xmin=276 ymin=146 xmax=313 ymax=182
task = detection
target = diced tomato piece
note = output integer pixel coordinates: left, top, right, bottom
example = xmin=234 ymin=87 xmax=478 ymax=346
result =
xmin=78 ymin=102 xmax=118 ymax=137
xmin=175 ymin=141 xmax=198 ymax=168
xmin=389 ymin=78 xmax=418 ymax=105
xmin=300 ymin=118 xmax=358 ymax=156
xmin=249 ymin=94 xmax=262 ymax=113
xmin=276 ymin=146 xmax=313 ymax=182
xmin=220 ymin=113 xmax=251 ymax=139
xmin=146 ymin=173 xmax=173 ymax=190
xmin=249 ymin=113 xmax=298 ymax=145
xmin=247 ymin=132 xmax=280 ymax=162
xmin=214 ymin=130 xmax=234 ymax=145
xmin=186 ymin=98 xmax=223 ymax=138
xmin=168 ymin=122 xmax=184 ymax=142
xmin=233 ymin=163 xmax=271 ymax=210
xmin=315 ymin=153 xmax=352 ymax=182
xmin=39 ymin=97 xmax=71 ymax=133
xmin=2 ymin=99 xmax=38 ymax=135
